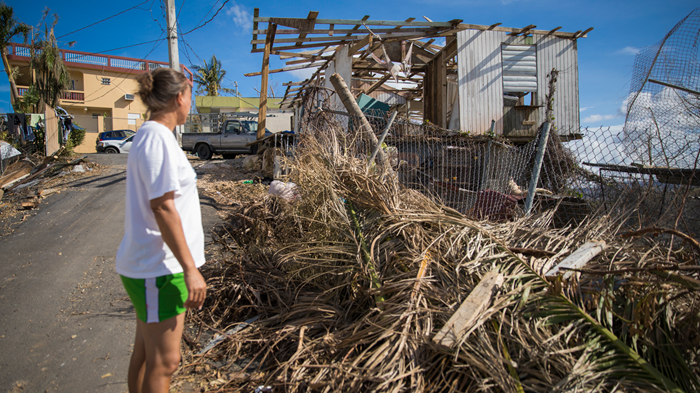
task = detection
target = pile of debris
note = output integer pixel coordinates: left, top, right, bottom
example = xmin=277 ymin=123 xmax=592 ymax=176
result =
xmin=173 ymin=127 xmax=700 ymax=392
xmin=0 ymin=154 xmax=102 ymax=235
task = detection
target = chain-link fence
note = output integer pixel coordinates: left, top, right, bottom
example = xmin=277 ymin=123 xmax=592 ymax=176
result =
xmin=292 ymin=83 xmax=700 ymax=238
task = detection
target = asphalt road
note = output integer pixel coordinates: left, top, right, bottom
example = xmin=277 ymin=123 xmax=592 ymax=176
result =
xmin=0 ymin=153 xmax=219 ymax=392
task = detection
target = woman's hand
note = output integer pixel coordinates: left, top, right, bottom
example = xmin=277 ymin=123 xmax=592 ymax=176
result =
xmin=183 ymin=268 xmax=207 ymax=310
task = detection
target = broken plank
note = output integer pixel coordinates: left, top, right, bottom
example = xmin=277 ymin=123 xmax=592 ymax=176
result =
xmin=433 ymin=271 xmax=504 ymax=347
xmin=244 ymin=62 xmax=323 ymax=77
xmin=545 ymin=241 xmax=606 ymax=280
xmin=296 ymin=11 xmax=318 ymax=47
xmin=348 ymin=34 xmax=371 ymax=56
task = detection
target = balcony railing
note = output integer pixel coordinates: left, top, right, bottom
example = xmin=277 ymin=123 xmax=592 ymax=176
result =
xmin=7 ymin=43 xmax=193 ymax=81
xmin=62 ymin=91 xmax=85 ymax=101
xmin=17 ymin=86 xmax=85 ymax=102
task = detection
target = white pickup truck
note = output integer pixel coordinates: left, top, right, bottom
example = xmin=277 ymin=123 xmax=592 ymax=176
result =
xmin=181 ymin=118 xmax=270 ymax=160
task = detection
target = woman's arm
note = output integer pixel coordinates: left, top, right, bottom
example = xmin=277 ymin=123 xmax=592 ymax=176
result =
xmin=150 ymin=191 xmax=206 ymax=309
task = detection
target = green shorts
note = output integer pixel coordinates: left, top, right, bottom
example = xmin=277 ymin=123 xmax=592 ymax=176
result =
xmin=120 ymin=273 xmax=188 ymax=323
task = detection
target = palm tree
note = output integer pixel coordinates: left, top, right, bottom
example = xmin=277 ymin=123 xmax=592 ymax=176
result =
xmin=191 ymin=55 xmax=232 ymax=96
xmin=0 ymin=2 xmax=30 ymax=111
xmin=31 ymin=13 xmax=70 ymax=112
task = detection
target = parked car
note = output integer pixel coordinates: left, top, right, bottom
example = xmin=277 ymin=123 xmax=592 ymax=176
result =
xmin=98 ymin=135 xmax=134 ymax=154
xmin=95 ymin=129 xmax=135 ymax=150
xmin=181 ymin=118 xmax=271 ymax=160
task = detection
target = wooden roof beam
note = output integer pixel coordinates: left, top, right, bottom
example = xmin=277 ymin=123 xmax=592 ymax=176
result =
xmin=244 ymin=62 xmax=323 ymax=77
xmin=253 ymin=16 xmax=461 ymax=28
xmin=357 ymin=73 xmax=392 ymax=97
xmin=253 ymin=8 xmax=260 ymax=51
xmin=509 ymin=24 xmax=536 ymax=36
xmin=252 ymin=42 xmax=341 ymax=53
xmin=573 ymin=27 xmax=594 ymax=39
xmin=297 ymin=11 xmax=318 ymax=47
xmin=348 ymin=34 xmax=371 ymax=56
xmin=285 ymin=57 xmax=331 ymax=66
xmin=251 ymin=30 xmax=431 ymax=45
xmin=275 ymin=49 xmax=335 ymax=59
xmin=253 ymin=26 xmax=443 ymax=36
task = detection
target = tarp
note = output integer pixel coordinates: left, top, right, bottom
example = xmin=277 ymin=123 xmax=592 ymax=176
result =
xmin=0 ymin=140 xmax=21 ymax=161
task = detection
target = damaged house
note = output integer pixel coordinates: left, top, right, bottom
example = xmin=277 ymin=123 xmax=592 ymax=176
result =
xmin=247 ymin=10 xmax=591 ymax=141
xmin=246 ymin=11 xmax=592 ymax=220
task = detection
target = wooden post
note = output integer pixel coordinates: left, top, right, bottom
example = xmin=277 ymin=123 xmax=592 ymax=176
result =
xmin=524 ymin=122 xmax=551 ymax=216
xmin=258 ymin=23 xmax=277 ymax=140
xmin=329 ymin=73 xmax=391 ymax=172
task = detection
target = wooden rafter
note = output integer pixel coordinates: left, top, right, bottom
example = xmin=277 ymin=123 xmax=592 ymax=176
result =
xmin=251 ymin=9 xmax=594 ymax=111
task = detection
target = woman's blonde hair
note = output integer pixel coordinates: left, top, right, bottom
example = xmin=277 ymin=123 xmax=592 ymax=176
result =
xmin=136 ymin=68 xmax=189 ymax=116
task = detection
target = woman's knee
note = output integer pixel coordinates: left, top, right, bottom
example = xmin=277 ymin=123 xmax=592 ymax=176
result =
xmin=160 ymin=352 xmax=181 ymax=375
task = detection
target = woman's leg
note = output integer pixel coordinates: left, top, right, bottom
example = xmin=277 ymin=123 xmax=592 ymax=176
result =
xmin=128 ymin=321 xmax=146 ymax=393
xmin=139 ymin=312 xmax=186 ymax=393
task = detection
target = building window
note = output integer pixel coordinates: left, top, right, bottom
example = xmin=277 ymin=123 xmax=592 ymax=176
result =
xmin=101 ymin=78 xmax=111 ymax=85
xmin=501 ymin=44 xmax=537 ymax=105
xmin=70 ymin=80 xmax=76 ymax=90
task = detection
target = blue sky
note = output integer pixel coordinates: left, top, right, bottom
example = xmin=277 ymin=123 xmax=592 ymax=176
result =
xmin=2 ymin=0 xmax=697 ymax=131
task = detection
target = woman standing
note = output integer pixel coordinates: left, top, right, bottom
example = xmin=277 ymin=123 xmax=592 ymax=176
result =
xmin=116 ymin=67 xmax=206 ymax=393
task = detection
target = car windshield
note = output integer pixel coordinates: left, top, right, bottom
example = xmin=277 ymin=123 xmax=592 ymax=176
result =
xmin=240 ymin=121 xmax=257 ymax=133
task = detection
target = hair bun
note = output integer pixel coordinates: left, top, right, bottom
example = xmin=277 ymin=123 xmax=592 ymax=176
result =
xmin=137 ymin=72 xmax=154 ymax=99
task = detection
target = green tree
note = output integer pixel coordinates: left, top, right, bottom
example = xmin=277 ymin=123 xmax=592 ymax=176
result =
xmin=191 ymin=54 xmax=232 ymax=96
xmin=31 ymin=11 xmax=70 ymax=112
xmin=0 ymin=2 xmax=30 ymax=111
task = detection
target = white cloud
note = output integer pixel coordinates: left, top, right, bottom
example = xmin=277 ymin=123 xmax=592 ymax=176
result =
xmin=288 ymin=68 xmax=317 ymax=82
xmin=580 ymin=106 xmax=594 ymax=112
xmin=582 ymin=114 xmax=617 ymax=123
xmin=571 ymin=125 xmax=628 ymax=165
xmin=226 ymin=2 xmax=252 ymax=32
xmin=617 ymin=46 xmax=641 ymax=55
xmin=620 ymin=87 xmax=700 ymax=167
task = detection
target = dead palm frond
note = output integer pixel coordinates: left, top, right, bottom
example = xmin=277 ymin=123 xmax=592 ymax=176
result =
xmin=176 ymin=104 xmax=700 ymax=393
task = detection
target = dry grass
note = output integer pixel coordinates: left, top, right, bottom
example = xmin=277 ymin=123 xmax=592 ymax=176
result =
xmin=174 ymin=124 xmax=700 ymax=392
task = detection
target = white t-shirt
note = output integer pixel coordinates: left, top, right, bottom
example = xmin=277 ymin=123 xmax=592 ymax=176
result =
xmin=116 ymin=121 xmax=205 ymax=278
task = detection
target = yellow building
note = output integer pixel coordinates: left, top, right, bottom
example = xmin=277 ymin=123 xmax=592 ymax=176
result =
xmin=195 ymin=96 xmax=293 ymax=133
xmin=7 ymin=43 xmax=192 ymax=152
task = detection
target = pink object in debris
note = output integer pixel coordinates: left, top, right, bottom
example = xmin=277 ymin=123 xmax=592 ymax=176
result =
xmin=469 ymin=190 xmax=523 ymax=221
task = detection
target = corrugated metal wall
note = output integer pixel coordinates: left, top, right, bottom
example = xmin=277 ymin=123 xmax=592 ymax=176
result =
xmin=457 ymin=30 xmax=580 ymax=136
xmin=533 ymin=35 xmax=580 ymax=135
xmin=457 ymin=30 xmax=506 ymax=134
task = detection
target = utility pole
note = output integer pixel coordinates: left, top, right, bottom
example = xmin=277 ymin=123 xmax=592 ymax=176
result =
xmin=164 ymin=0 xmax=180 ymax=73
xmin=164 ymin=0 xmax=183 ymax=141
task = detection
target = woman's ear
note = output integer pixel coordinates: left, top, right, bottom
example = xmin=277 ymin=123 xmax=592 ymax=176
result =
xmin=176 ymin=91 xmax=185 ymax=107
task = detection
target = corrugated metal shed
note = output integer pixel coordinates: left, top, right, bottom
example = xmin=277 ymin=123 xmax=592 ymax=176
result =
xmin=534 ymin=35 xmax=580 ymax=136
xmin=457 ymin=30 xmax=506 ymax=135
xmin=457 ymin=30 xmax=580 ymax=138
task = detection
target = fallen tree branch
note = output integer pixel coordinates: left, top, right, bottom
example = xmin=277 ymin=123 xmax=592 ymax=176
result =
xmin=620 ymin=226 xmax=700 ymax=254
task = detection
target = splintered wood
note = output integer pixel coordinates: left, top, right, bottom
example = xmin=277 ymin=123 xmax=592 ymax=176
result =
xmin=433 ymin=270 xmax=504 ymax=347
xmin=545 ymin=241 xmax=606 ymax=280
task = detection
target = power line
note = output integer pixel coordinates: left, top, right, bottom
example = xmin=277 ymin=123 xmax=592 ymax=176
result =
xmin=181 ymin=0 xmax=230 ymax=35
xmin=187 ymin=0 xmax=221 ymax=35
xmin=176 ymin=0 xmax=186 ymax=20
xmin=57 ymin=0 xmax=151 ymax=39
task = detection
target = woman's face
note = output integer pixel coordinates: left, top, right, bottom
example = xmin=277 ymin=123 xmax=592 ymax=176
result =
xmin=176 ymin=86 xmax=192 ymax=125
